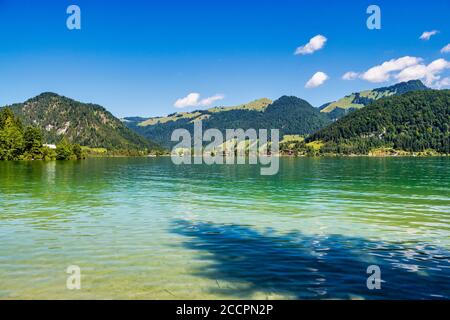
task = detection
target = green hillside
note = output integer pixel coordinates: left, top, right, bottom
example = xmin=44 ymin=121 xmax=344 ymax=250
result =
xmin=2 ymin=93 xmax=159 ymax=151
xmin=125 ymin=96 xmax=330 ymax=148
xmin=320 ymin=80 xmax=429 ymax=120
xmin=123 ymin=98 xmax=273 ymax=127
xmin=308 ymin=90 xmax=450 ymax=155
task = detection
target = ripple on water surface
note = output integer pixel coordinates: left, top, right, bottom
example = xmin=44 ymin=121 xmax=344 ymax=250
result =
xmin=0 ymin=157 xmax=449 ymax=299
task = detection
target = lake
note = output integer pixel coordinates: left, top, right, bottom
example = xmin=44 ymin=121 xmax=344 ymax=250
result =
xmin=0 ymin=157 xmax=449 ymax=299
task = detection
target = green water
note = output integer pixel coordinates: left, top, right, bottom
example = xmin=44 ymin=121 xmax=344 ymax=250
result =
xmin=0 ymin=157 xmax=449 ymax=299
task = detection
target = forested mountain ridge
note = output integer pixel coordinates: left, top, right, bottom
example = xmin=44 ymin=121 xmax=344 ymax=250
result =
xmin=308 ymin=90 xmax=450 ymax=154
xmin=125 ymin=96 xmax=330 ymax=148
xmin=319 ymin=80 xmax=429 ymax=120
xmin=129 ymin=98 xmax=274 ymax=127
xmin=1 ymin=93 xmax=159 ymax=151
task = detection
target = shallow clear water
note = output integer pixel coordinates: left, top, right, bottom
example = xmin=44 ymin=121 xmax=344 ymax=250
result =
xmin=0 ymin=157 xmax=449 ymax=299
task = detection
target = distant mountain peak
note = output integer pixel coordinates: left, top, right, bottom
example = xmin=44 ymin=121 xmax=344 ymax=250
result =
xmin=276 ymin=95 xmax=300 ymax=101
xmin=2 ymin=93 xmax=159 ymax=150
xmin=373 ymin=80 xmax=428 ymax=93
xmin=320 ymin=80 xmax=430 ymax=120
xmin=207 ymin=98 xmax=273 ymax=113
xmin=274 ymin=95 xmax=309 ymax=104
xmin=309 ymin=89 xmax=450 ymax=154
xmin=30 ymin=92 xmax=64 ymax=100
xmin=124 ymin=95 xmax=330 ymax=147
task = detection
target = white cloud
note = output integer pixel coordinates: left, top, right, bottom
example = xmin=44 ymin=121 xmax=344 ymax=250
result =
xmin=360 ymin=56 xmax=422 ymax=83
xmin=197 ymin=94 xmax=225 ymax=107
xmin=305 ymin=72 xmax=329 ymax=88
xmin=419 ymin=30 xmax=439 ymax=41
xmin=347 ymin=55 xmax=450 ymax=88
xmin=295 ymin=35 xmax=327 ymax=55
xmin=396 ymin=58 xmax=450 ymax=87
xmin=174 ymin=93 xmax=225 ymax=108
xmin=441 ymin=44 xmax=450 ymax=54
xmin=174 ymin=93 xmax=200 ymax=108
xmin=435 ymin=77 xmax=450 ymax=89
xmin=342 ymin=71 xmax=359 ymax=80
xmin=395 ymin=64 xmax=428 ymax=82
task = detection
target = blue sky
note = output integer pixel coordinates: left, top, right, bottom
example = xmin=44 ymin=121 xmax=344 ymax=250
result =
xmin=0 ymin=0 xmax=449 ymax=117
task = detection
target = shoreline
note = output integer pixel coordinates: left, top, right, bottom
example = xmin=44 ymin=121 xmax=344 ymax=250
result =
xmin=1 ymin=152 xmax=449 ymax=162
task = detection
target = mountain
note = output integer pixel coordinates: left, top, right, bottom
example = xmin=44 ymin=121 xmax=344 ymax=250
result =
xmin=1 ymin=93 xmax=159 ymax=151
xmin=319 ymin=80 xmax=429 ymax=120
xmin=308 ymin=90 xmax=450 ymax=154
xmin=122 ymin=98 xmax=273 ymax=127
xmin=124 ymin=97 xmax=331 ymax=148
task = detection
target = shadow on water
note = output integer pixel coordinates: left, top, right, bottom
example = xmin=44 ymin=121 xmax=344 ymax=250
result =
xmin=171 ymin=219 xmax=450 ymax=299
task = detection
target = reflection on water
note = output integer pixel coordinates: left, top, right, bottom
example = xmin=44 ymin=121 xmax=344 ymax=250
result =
xmin=172 ymin=219 xmax=450 ymax=299
xmin=0 ymin=157 xmax=449 ymax=299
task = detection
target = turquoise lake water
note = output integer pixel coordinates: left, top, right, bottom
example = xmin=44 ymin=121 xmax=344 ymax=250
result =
xmin=0 ymin=157 xmax=449 ymax=299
